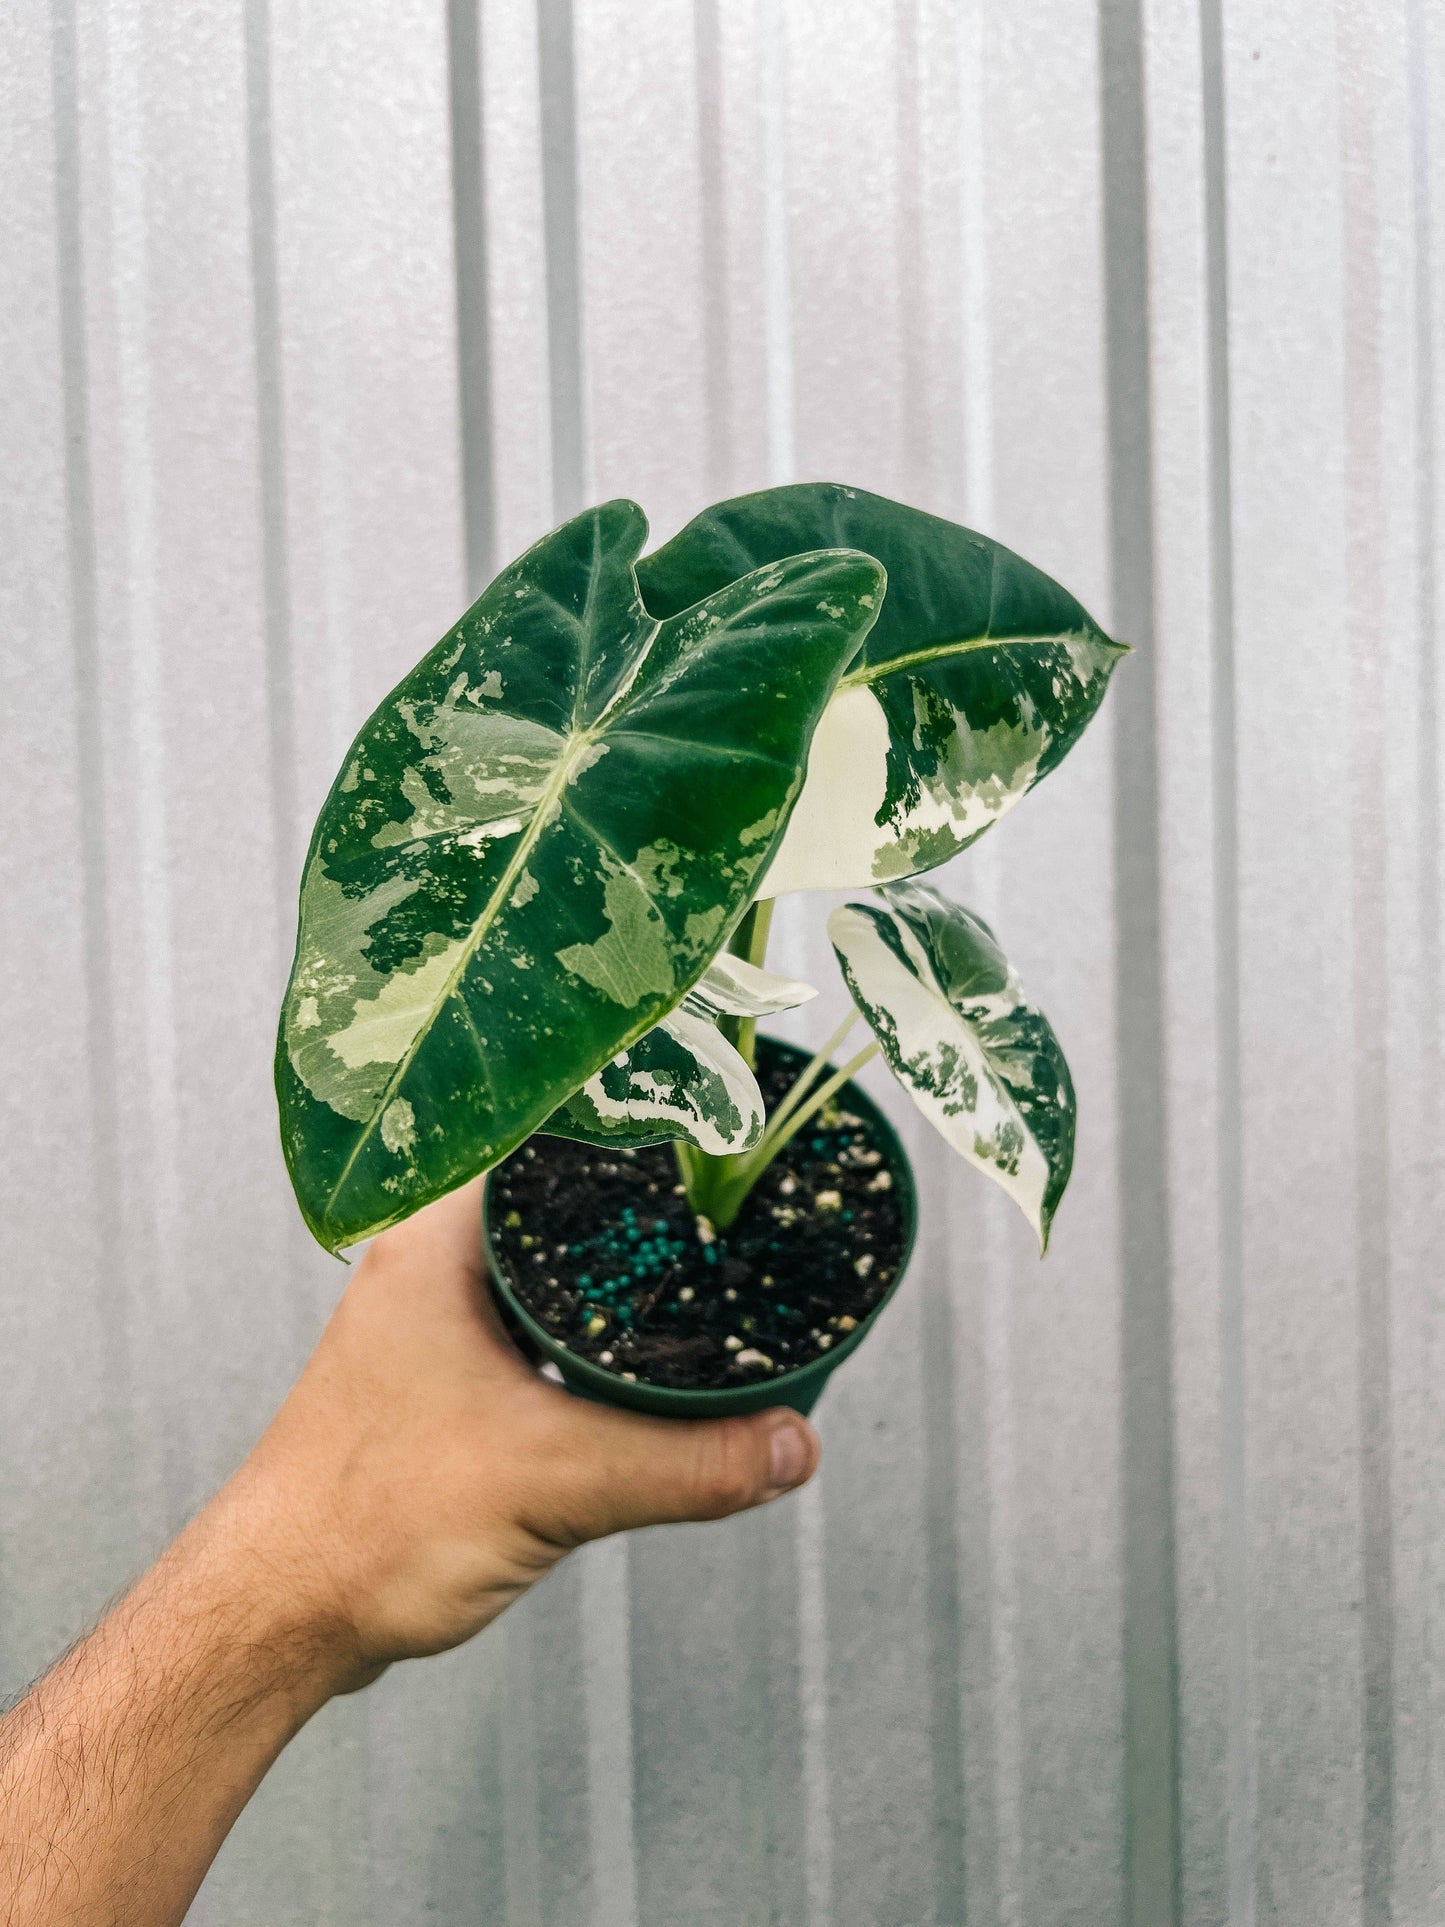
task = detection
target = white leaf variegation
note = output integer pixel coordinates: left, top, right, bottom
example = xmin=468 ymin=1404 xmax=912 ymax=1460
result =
xmin=544 ymin=955 xmax=817 ymax=1155
xmin=828 ymin=881 xmax=1075 ymax=1250
xmin=681 ymin=953 xmax=818 ymax=1021
xmin=547 ymin=1007 xmax=764 ymax=1155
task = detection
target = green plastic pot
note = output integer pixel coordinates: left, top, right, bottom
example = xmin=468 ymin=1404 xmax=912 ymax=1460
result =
xmin=483 ymin=1035 xmax=918 ymax=1418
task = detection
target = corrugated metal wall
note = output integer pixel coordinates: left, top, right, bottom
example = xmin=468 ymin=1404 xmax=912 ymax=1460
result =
xmin=3 ymin=0 xmax=1443 ymax=1920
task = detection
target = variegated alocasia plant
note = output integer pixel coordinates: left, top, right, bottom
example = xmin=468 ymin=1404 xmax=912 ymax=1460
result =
xmin=276 ymin=484 xmax=1123 ymax=1259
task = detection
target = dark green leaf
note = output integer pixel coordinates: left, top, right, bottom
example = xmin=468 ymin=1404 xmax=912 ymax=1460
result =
xmin=277 ymin=500 xmax=883 ymax=1250
xmin=638 ymin=482 xmax=1125 ymax=893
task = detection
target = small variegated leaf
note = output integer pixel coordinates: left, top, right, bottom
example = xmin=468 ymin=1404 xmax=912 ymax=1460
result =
xmin=828 ymin=881 xmax=1075 ymax=1251
xmin=546 ymin=1006 xmax=765 ymax=1155
xmin=276 ymin=499 xmax=884 ymax=1251
xmin=636 ymin=482 xmax=1125 ymax=895
xmin=681 ymin=952 xmax=818 ymax=1020
xmin=544 ymin=953 xmax=815 ymax=1152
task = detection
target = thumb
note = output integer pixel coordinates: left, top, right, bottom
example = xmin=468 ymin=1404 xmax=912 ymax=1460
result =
xmin=539 ymin=1399 xmax=821 ymax=1542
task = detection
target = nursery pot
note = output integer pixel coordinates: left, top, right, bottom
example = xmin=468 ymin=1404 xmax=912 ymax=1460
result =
xmin=483 ymin=1035 xmax=918 ymax=1419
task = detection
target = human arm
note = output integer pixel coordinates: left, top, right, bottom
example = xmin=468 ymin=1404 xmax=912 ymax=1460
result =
xmin=0 ymin=1178 xmax=819 ymax=1925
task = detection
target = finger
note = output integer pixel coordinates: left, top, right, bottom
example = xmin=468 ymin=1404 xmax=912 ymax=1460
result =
xmin=387 ymin=1175 xmax=488 ymax=1279
xmin=356 ymin=1178 xmax=531 ymax=1372
xmin=360 ymin=1177 xmax=488 ymax=1300
xmin=534 ymin=1401 xmax=820 ymax=1541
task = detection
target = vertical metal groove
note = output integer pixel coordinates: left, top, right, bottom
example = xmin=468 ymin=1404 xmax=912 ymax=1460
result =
xmin=896 ymin=8 xmax=969 ymax=1921
xmin=538 ymin=7 xmax=636 ymax=1917
xmin=758 ymin=9 xmax=829 ymax=1918
xmin=1199 ymin=1 xmax=1255 ymax=1919
xmin=105 ymin=0 xmax=190 ymax=1530
xmin=499 ymin=1615 xmax=544 ymax=1927
xmin=1407 ymin=0 xmax=1440 ymax=1127
xmin=447 ymin=0 xmax=496 ymax=596
xmin=797 ymin=1480 xmax=834 ymax=1927
xmin=693 ymin=0 xmax=734 ymax=499
xmin=956 ymin=0 xmax=993 ymax=532
xmin=243 ymin=0 xmax=297 ymax=941
xmin=1405 ymin=0 xmax=1442 ymax=1897
xmin=955 ymin=12 xmax=1014 ymax=1918
xmin=918 ymin=1221 xmax=969 ymax=1927
xmin=1099 ymin=2 xmax=1183 ymax=1921
xmin=895 ymin=0 xmax=929 ymax=489
xmin=759 ymin=0 xmax=794 ymax=491
xmin=537 ymin=0 xmax=587 ymax=520
xmin=49 ymin=0 xmax=133 ymax=1468
xmin=582 ymin=1540 xmax=641 ymax=1926
xmin=1335 ymin=10 xmax=1395 ymax=1918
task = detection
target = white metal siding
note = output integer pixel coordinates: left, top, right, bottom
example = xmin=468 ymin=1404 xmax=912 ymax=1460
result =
xmin=2 ymin=2 xmax=1442 ymax=1922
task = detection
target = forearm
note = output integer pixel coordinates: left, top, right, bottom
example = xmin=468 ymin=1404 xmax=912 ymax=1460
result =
xmin=0 ymin=1482 xmax=342 ymax=1927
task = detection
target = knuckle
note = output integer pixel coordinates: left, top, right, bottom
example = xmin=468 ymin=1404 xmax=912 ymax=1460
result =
xmin=694 ymin=1420 xmax=763 ymax=1517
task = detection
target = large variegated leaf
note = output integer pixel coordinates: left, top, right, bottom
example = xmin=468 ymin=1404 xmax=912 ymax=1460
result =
xmin=828 ymin=881 xmax=1075 ymax=1250
xmin=636 ymin=483 xmax=1126 ymax=895
xmin=277 ymin=500 xmax=882 ymax=1250
xmin=545 ymin=955 xmax=817 ymax=1154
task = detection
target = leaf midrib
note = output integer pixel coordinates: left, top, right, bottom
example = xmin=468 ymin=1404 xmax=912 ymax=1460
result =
xmin=839 ymin=629 xmax=1126 ymax=689
xmin=322 ymin=540 xmax=668 ymax=1227
xmin=319 ymin=722 xmax=605 ymax=1227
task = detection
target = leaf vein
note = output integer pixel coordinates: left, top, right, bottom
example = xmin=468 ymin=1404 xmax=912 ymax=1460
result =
xmin=839 ymin=629 xmax=1113 ymax=688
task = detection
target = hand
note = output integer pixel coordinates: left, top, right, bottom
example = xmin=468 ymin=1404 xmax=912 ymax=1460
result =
xmin=221 ymin=1175 xmax=821 ymax=1693
xmin=0 ymin=1178 xmax=819 ymax=1926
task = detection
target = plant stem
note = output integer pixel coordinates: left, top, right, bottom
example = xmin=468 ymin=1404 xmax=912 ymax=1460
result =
xmin=673 ymin=1138 xmax=700 ymax=1194
xmin=749 ymin=1008 xmax=857 ymax=1152
xmin=742 ymin=895 xmax=775 ymax=967
xmin=680 ymin=902 xmax=877 ymax=1225
xmin=683 ymin=1008 xmax=857 ymax=1219
xmin=719 ymin=898 xmax=770 ymax=1054
xmin=744 ymin=1039 xmax=878 ymax=1177
xmin=709 ymin=1038 xmax=880 ymax=1230
xmin=733 ymin=896 xmax=775 ymax=1069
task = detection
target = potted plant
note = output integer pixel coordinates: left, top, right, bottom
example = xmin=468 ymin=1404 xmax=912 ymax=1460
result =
xmin=276 ymin=484 xmax=1123 ymax=1417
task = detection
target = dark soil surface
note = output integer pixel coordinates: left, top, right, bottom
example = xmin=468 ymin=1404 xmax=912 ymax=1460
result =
xmin=488 ymin=1039 xmax=910 ymax=1391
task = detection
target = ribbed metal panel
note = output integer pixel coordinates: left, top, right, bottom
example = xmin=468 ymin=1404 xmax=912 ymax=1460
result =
xmin=3 ymin=2 xmax=1442 ymax=1921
